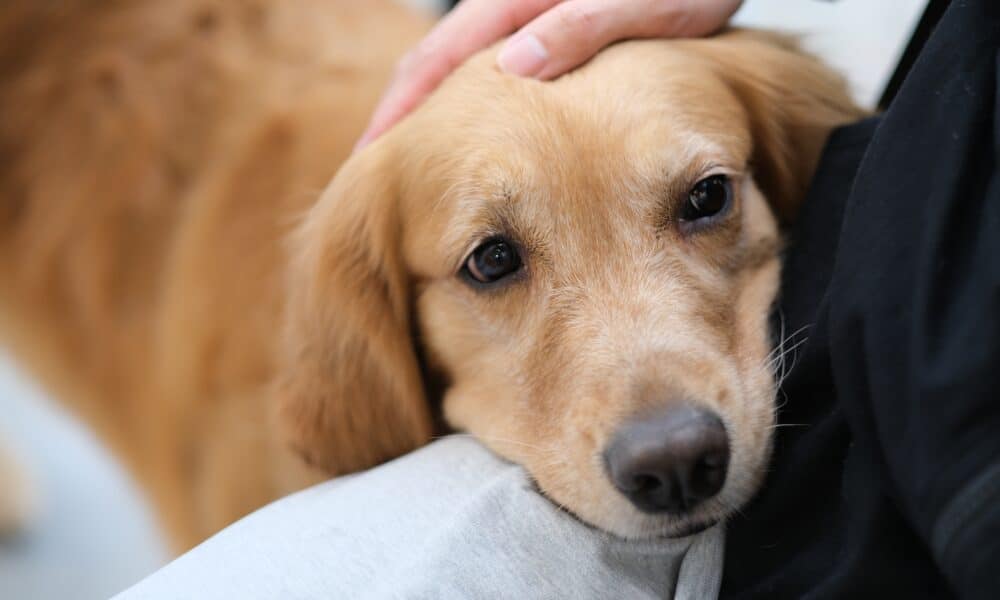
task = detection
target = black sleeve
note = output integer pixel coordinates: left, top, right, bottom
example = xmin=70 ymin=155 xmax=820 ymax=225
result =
xmin=826 ymin=1 xmax=1000 ymax=596
xmin=723 ymin=2 xmax=1000 ymax=598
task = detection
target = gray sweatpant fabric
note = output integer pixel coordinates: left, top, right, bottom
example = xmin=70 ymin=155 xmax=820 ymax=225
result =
xmin=116 ymin=436 xmax=724 ymax=599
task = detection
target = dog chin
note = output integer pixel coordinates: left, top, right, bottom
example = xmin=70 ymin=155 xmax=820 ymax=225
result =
xmin=609 ymin=515 xmax=722 ymax=540
xmin=546 ymin=495 xmax=721 ymax=540
xmin=663 ymin=519 xmax=719 ymax=538
xmin=592 ymin=513 xmax=722 ymax=541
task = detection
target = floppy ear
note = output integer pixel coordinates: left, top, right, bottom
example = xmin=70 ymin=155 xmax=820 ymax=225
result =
xmin=703 ymin=30 xmax=867 ymax=222
xmin=276 ymin=142 xmax=432 ymax=475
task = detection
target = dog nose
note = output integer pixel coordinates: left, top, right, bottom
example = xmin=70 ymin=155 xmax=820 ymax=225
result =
xmin=603 ymin=407 xmax=729 ymax=514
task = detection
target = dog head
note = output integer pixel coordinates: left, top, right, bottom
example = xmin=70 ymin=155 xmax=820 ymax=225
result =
xmin=278 ymin=30 xmax=862 ymax=538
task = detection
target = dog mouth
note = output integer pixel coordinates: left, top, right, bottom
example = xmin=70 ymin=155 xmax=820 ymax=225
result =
xmin=666 ymin=518 xmax=718 ymax=538
xmin=530 ymin=477 xmax=721 ymax=540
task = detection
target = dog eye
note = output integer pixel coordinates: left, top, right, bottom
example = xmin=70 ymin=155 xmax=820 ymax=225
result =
xmin=681 ymin=175 xmax=732 ymax=223
xmin=463 ymin=238 xmax=522 ymax=284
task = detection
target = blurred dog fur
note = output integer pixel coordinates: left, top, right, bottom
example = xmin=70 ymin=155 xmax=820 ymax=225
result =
xmin=0 ymin=0 xmax=861 ymax=550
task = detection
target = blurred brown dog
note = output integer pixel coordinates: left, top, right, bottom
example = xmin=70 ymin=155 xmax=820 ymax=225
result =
xmin=0 ymin=0 xmax=861 ymax=550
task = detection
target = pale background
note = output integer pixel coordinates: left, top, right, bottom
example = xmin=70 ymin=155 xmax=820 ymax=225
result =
xmin=0 ymin=1 xmax=927 ymax=598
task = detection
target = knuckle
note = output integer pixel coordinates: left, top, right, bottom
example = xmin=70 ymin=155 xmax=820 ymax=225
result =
xmin=396 ymin=38 xmax=437 ymax=76
xmin=650 ymin=2 xmax=688 ymax=34
xmin=394 ymin=50 xmax=419 ymax=77
xmin=554 ymin=2 xmax=602 ymax=34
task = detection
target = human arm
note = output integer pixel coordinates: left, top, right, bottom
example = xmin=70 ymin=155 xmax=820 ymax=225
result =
xmin=115 ymin=436 xmax=724 ymax=599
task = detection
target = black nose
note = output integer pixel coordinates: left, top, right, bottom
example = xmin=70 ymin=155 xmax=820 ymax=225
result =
xmin=603 ymin=407 xmax=729 ymax=514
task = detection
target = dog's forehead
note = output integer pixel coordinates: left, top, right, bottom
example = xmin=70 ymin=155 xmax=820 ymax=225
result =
xmin=432 ymin=41 xmax=752 ymax=181
xmin=413 ymin=40 xmax=757 ymax=269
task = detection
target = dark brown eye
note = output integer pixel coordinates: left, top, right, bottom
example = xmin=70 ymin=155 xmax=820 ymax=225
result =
xmin=463 ymin=238 xmax=522 ymax=284
xmin=681 ymin=175 xmax=732 ymax=223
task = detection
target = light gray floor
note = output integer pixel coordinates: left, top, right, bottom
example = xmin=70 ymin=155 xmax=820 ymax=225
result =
xmin=0 ymin=1 xmax=926 ymax=598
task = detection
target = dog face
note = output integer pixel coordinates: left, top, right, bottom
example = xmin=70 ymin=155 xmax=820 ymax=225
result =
xmin=279 ymin=31 xmax=861 ymax=538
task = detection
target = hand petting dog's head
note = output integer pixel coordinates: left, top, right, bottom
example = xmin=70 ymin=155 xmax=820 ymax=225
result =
xmin=279 ymin=30 xmax=862 ymax=538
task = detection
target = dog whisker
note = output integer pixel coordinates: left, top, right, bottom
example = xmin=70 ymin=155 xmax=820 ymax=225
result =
xmin=767 ymin=333 xmax=810 ymax=368
xmin=765 ymin=330 xmax=812 ymax=391
xmin=766 ymin=322 xmax=812 ymax=362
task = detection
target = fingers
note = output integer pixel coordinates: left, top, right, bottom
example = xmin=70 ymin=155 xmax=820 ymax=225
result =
xmin=357 ymin=0 xmax=743 ymax=150
xmin=497 ymin=0 xmax=743 ymax=79
xmin=355 ymin=0 xmax=562 ymax=150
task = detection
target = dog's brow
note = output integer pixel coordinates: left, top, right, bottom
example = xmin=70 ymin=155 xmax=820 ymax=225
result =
xmin=629 ymin=127 xmax=744 ymax=191
xmin=647 ymin=153 xmax=742 ymax=231
xmin=440 ymin=190 xmax=524 ymax=270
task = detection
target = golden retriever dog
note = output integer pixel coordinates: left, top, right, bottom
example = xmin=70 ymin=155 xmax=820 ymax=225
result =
xmin=0 ymin=0 xmax=862 ymax=551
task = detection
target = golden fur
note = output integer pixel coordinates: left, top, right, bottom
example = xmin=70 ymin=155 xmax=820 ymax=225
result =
xmin=0 ymin=0 xmax=862 ymax=550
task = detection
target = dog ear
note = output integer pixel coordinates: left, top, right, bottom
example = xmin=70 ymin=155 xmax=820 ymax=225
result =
xmin=703 ymin=30 xmax=866 ymax=223
xmin=276 ymin=141 xmax=432 ymax=475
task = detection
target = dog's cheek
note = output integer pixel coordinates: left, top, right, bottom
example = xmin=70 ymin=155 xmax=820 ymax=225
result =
xmin=441 ymin=383 xmax=534 ymax=463
xmin=727 ymin=253 xmax=782 ymax=499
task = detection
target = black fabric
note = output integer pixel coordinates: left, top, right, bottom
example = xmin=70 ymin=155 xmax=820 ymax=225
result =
xmin=878 ymin=0 xmax=948 ymax=109
xmin=722 ymin=1 xmax=1000 ymax=598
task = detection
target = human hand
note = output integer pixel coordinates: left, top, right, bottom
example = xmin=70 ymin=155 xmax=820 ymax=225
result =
xmin=355 ymin=0 xmax=744 ymax=150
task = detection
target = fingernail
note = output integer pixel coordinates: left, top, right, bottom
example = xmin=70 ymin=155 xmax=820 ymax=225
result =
xmin=497 ymin=33 xmax=549 ymax=78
